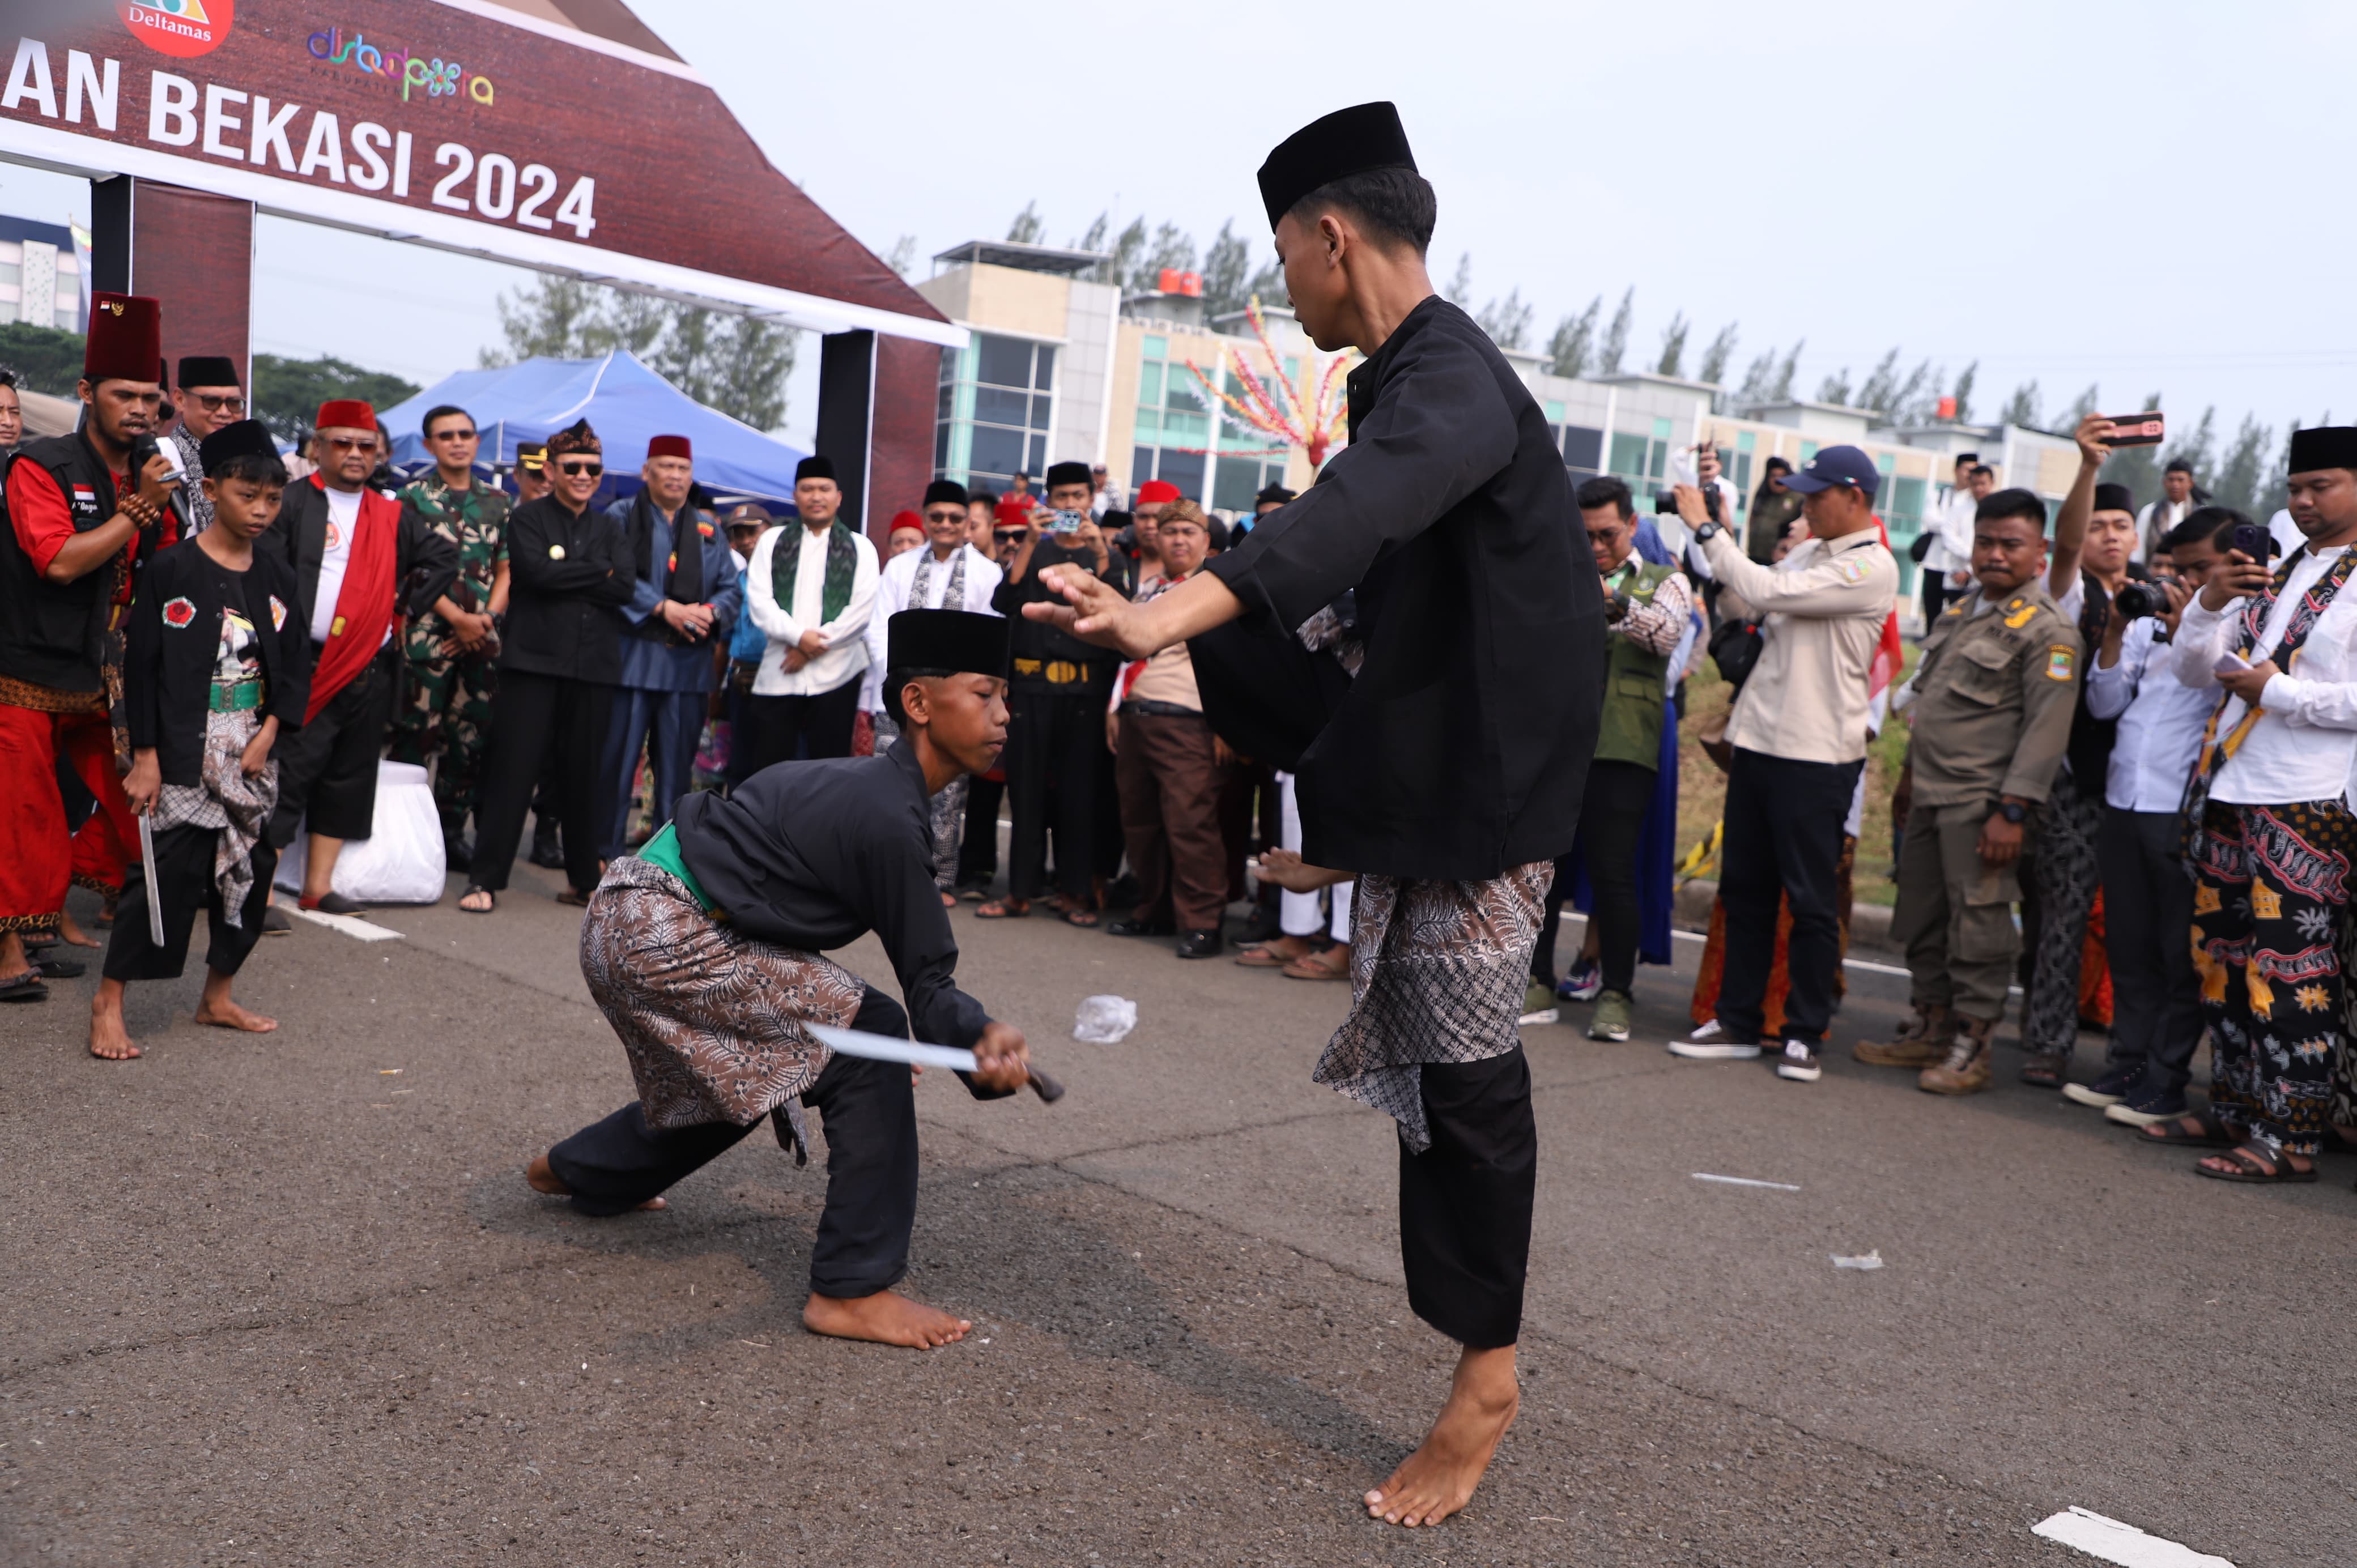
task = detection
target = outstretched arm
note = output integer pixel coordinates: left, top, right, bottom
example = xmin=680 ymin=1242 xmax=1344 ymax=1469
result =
xmin=1024 ymin=564 xmax=1244 ymax=661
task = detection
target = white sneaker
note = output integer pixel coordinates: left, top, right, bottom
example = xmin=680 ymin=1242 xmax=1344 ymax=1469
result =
xmin=1669 ymin=1021 xmax=1760 ymax=1060
xmin=1775 ymin=1039 xmax=1822 ymax=1082
xmin=1518 ymin=1005 xmax=1560 ymax=1026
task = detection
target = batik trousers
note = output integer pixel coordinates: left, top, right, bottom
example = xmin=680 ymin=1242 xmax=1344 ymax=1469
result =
xmin=2189 ymin=799 xmax=2356 ymax=1156
xmin=2023 ymin=772 xmax=2104 ymax=1059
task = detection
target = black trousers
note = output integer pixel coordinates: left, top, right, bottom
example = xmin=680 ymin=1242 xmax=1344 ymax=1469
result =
xmin=545 ymin=988 xmax=923 ymax=1299
xmin=471 ymin=668 xmax=610 ymax=893
xmin=267 ymin=645 xmax=396 ymax=847
xmin=1717 ymin=747 xmax=1862 ymax=1045
xmin=2098 ymin=806 xmax=2206 ymax=1094
xmin=1006 ymin=687 xmax=1103 ymax=902
xmin=1572 ymin=759 xmax=1656 ymax=995
xmin=1400 ymin=1049 xmax=1537 ymax=1351
xmin=103 ymin=821 xmax=275 ymax=981
xmin=1921 ymin=572 xmax=1951 ymax=628
xmin=739 ymin=679 xmax=861 ymax=774
xmin=958 ymin=774 xmax=1005 ymax=887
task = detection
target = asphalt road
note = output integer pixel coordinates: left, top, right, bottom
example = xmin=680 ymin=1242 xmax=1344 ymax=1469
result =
xmin=6 ymin=855 xmax=2354 ymax=1567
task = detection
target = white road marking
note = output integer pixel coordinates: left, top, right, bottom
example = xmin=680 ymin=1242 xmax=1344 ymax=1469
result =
xmin=1691 ymin=1173 xmax=1801 ymax=1191
xmin=281 ymin=905 xmax=401 ymax=943
xmin=2032 ymin=1508 xmax=2235 ymax=1567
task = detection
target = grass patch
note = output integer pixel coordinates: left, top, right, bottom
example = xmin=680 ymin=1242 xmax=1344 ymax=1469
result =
xmin=1674 ymin=645 xmax=1920 ymax=907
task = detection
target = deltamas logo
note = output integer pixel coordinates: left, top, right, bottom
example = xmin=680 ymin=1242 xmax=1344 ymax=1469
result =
xmin=122 ymin=0 xmax=235 ymax=59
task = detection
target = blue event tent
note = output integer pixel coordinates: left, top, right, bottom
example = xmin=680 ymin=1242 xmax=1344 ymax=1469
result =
xmin=378 ymin=351 xmax=806 ymax=504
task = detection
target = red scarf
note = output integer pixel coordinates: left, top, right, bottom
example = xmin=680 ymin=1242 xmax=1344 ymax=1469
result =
xmin=304 ymin=476 xmax=401 ymax=723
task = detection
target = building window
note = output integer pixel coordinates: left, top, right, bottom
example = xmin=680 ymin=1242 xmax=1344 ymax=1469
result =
xmin=1128 ymin=346 xmax=1220 ymax=504
xmin=935 ymin=333 xmax=1056 ymax=490
xmin=1559 ymin=424 xmax=1603 ymax=475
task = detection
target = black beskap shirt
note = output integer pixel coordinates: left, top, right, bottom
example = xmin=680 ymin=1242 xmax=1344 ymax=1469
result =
xmin=498 ymin=495 xmax=635 ymax=683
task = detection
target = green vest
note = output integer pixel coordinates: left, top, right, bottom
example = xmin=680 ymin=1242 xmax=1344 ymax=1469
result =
xmin=1596 ymin=560 xmax=1677 ymax=770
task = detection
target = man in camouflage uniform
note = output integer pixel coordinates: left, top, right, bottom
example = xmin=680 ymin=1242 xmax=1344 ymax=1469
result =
xmin=1865 ymin=486 xmax=2083 ymax=1095
xmin=386 ymin=404 xmax=510 ymax=867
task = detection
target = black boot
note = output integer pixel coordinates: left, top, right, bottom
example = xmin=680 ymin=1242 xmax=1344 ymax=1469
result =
xmin=528 ymin=819 xmax=566 ymax=870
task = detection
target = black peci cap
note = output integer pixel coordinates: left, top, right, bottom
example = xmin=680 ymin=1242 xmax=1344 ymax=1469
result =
xmin=1045 ymin=460 xmax=1092 ymax=489
xmin=177 ymin=354 xmax=239 ymax=389
xmin=796 ymin=454 xmax=837 ymax=484
xmin=884 ymin=610 xmax=1010 ymax=723
xmin=923 ymin=479 xmax=969 ymax=509
xmin=1257 ymin=101 xmax=1417 ymax=230
xmin=197 ymin=417 xmax=279 ymax=475
xmin=2093 ymin=483 xmax=2134 ymax=514
xmin=2288 ymin=426 xmax=2357 ymax=475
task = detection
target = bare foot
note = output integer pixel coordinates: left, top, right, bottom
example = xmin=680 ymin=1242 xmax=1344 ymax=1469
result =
xmin=939 ymin=890 xmax=957 ymax=907
xmin=88 ymin=999 xmax=142 ymax=1061
xmin=58 ymin=911 xmax=102 ymax=948
xmin=524 ymin=1152 xmax=665 ymax=1209
xmin=194 ymin=996 xmax=278 ymax=1033
xmin=1365 ymin=1344 xmax=1519 ymax=1528
xmin=802 ymin=1288 xmax=971 ymax=1349
xmin=1252 ymin=849 xmax=1353 ymax=894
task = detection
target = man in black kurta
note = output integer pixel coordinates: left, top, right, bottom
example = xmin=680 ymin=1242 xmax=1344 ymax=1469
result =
xmin=1025 ymin=102 xmax=1601 ymax=1528
xmin=527 ymin=610 xmax=1037 ymax=1350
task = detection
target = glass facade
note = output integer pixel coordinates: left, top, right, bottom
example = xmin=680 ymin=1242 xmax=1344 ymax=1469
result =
xmin=935 ymin=333 xmax=1057 ymax=489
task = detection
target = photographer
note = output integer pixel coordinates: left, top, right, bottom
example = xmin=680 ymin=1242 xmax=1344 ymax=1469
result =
xmin=1916 ymin=454 xmax=1985 ymax=624
xmin=1664 ymin=446 xmax=1898 ymax=1083
xmin=2164 ymin=427 xmax=2357 ymax=1185
xmin=1746 ymin=457 xmax=1802 ymax=565
xmin=2073 ymin=512 xmax=2232 ymax=1130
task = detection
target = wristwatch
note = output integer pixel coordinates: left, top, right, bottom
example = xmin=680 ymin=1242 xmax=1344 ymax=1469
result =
xmin=1693 ymin=521 xmax=1722 ymax=542
xmin=1996 ymin=800 xmax=2027 ymax=824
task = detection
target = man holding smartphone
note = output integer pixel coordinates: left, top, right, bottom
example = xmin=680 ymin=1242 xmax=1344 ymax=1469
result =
xmin=984 ymin=461 xmax=1122 ymax=922
xmin=2164 ymin=427 xmax=2357 ymax=1184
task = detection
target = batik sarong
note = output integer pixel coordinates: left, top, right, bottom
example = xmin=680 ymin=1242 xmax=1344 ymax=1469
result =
xmin=2189 ymin=798 xmax=2355 ymax=1156
xmin=579 ymin=855 xmax=867 ymax=1142
xmin=1315 ymin=862 xmax=1552 ymax=1152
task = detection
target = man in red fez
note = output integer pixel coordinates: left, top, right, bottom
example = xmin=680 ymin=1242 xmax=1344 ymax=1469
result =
xmin=594 ymin=434 xmax=739 ymax=864
xmin=0 ymin=292 xmax=183 ymax=1002
xmin=258 ymin=399 xmax=456 ymax=915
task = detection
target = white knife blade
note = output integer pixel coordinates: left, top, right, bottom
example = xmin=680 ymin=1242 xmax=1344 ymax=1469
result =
xmin=137 ymin=813 xmax=165 ymax=947
xmin=806 ymin=1024 xmax=977 ymax=1073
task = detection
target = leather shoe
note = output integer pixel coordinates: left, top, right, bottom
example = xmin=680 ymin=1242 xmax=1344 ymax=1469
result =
xmin=1175 ymin=929 xmax=1223 ymax=960
xmin=445 ymin=835 xmax=475 ymax=872
xmin=528 ymin=830 xmax=567 ymax=870
xmin=1107 ymin=916 xmax=1175 ymax=938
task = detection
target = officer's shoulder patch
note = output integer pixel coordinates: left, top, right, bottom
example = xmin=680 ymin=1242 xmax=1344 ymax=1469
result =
xmin=2046 ymin=645 xmax=2076 ymax=681
xmin=1941 ymin=601 xmax=1965 ymax=617
xmin=1834 ymin=556 xmax=1869 ymax=584
xmin=2004 ymin=600 xmax=2040 ymax=629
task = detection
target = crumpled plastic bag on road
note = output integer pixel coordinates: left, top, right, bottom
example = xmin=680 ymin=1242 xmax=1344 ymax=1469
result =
xmin=1073 ymin=995 xmax=1138 ymax=1044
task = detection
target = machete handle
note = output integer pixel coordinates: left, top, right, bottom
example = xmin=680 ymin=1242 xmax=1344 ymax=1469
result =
xmin=1026 ymin=1064 xmax=1066 ymax=1103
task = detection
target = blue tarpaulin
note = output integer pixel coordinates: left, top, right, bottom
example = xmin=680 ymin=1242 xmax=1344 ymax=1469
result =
xmin=378 ymin=351 xmax=807 ymax=503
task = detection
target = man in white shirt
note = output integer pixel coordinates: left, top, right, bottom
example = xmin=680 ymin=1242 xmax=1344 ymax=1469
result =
xmin=2133 ymin=458 xmax=2201 ymax=564
xmin=2077 ymin=512 xmax=2230 ymax=1129
xmin=742 ymin=455 xmax=879 ymax=771
xmin=865 ymin=479 xmax=1004 ymax=897
xmin=1918 ymin=454 xmax=1987 ymax=626
xmin=2167 ymin=427 xmax=2357 ymax=1182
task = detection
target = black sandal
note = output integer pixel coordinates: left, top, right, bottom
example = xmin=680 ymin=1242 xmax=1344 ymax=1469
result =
xmin=2137 ymin=1112 xmax=2236 ymax=1149
xmin=2195 ymin=1143 xmax=2318 ymax=1184
xmin=458 ymin=886 xmax=497 ymax=914
xmin=2019 ymin=1054 xmax=2068 ymax=1089
xmin=0 ymin=972 xmax=49 ymax=1003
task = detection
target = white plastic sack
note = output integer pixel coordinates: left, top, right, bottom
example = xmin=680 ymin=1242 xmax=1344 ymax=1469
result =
xmin=274 ymin=760 xmax=445 ymax=904
xmin=1072 ymin=995 xmax=1138 ymax=1044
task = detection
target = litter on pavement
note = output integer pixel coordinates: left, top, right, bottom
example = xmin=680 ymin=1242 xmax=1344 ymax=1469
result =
xmin=1831 ymin=1251 xmax=1884 ymax=1271
xmin=1073 ymin=995 xmax=1138 ymax=1043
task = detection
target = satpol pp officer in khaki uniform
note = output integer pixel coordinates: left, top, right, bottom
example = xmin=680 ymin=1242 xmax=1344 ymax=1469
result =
xmin=1866 ymin=485 xmax=2086 ymax=1094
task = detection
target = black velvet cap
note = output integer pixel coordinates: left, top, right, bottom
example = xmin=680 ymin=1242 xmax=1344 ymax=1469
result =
xmin=197 ymin=418 xmax=279 ymax=475
xmin=884 ymin=610 xmax=1010 ymax=723
xmin=924 ymin=479 xmax=969 ymax=508
xmin=1257 ymin=101 xmax=1417 ymax=229
xmin=796 ymin=454 xmax=837 ymax=484
xmin=2093 ymin=483 xmax=2134 ymax=514
xmin=2288 ymin=426 xmax=2357 ymax=474
xmin=1045 ymin=461 xmax=1092 ymax=489
xmin=177 ymin=355 xmax=239 ymax=389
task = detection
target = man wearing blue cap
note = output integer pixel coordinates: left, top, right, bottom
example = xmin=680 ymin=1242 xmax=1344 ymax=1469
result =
xmin=1666 ymin=445 xmax=1899 ymax=1081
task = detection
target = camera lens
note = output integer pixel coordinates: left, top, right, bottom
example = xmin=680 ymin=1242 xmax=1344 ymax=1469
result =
xmin=2115 ymin=582 xmax=2166 ymax=619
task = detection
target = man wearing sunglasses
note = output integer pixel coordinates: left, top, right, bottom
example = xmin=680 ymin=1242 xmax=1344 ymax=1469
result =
xmin=462 ymin=419 xmax=634 ymax=913
xmin=167 ymin=355 xmax=248 ymax=536
xmin=262 ymin=399 xmax=457 ymax=915
xmin=386 ymin=405 xmax=512 ymax=871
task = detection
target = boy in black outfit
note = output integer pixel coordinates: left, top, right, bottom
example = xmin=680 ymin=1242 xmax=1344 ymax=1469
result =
xmin=90 ymin=420 xmax=309 ymax=1060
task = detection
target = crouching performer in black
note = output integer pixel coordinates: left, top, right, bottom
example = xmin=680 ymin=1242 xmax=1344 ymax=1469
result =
xmin=527 ymin=609 xmax=1035 ymax=1349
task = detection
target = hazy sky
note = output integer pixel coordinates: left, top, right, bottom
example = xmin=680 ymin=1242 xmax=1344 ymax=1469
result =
xmin=2 ymin=0 xmax=2342 ymax=452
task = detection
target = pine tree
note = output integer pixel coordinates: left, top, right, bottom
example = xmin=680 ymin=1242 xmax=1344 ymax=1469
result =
xmin=1998 ymin=381 xmax=2042 ymax=429
xmin=1598 ymin=287 xmax=1633 ymax=375
xmin=1548 ymin=297 xmax=1601 ymax=378
xmin=1445 ymin=253 xmax=1474 ymax=307
xmin=1654 ymin=312 xmax=1690 ymax=377
xmin=1770 ymin=340 xmax=1802 ymax=402
xmin=1815 ymin=367 xmax=1854 ymax=406
xmin=885 ymin=236 xmax=918 ymax=280
xmin=1478 ymin=288 xmax=1534 ymax=351
xmin=1201 ymin=221 xmax=1251 ymax=317
xmin=1006 ymin=201 xmax=1044 ymax=244
xmin=1853 ymin=349 xmax=1901 ymax=415
xmin=1948 ymin=361 xmax=1977 ymax=423
xmin=1696 ymin=323 xmax=1739 ymax=389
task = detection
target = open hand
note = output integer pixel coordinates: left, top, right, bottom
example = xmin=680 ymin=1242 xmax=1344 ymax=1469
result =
xmin=1024 ymin=563 xmax=1152 ymax=657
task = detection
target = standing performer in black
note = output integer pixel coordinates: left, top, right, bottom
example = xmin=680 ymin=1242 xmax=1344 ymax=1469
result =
xmin=526 ymin=610 xmax=1040 ymax=1349
xmin=1026 ymin=103 xmax=1599 ymax=1527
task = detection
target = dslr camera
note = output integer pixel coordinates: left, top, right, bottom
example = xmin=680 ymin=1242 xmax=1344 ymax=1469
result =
xmin=2112 ymin=581 xmax=2171 ymax=620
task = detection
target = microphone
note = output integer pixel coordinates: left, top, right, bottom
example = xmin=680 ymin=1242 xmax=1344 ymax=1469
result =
xmin=130 ymin=433 xmax=194 ymax=535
